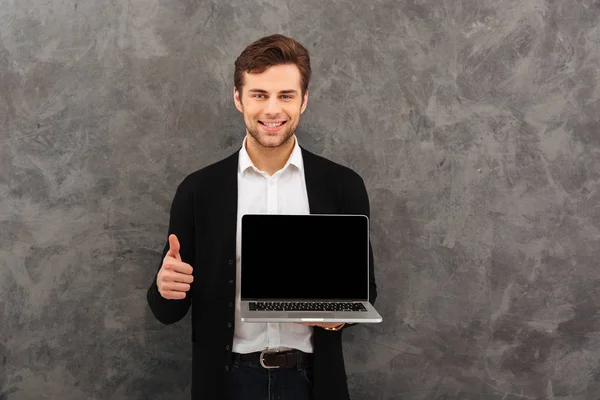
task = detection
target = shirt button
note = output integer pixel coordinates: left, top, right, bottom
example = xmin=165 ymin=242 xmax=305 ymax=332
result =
xmin=225 ymin=365 xmax=229 ymax=371
xmin=228 ymin=322 xmax=232 ymax=328
xmin=229 ymin=259 xmax=234 ymax=265
xmin=229 ymin=280 xmax=234 ymax=285
xmin=229 ymin=302 xmax=233 ymax=307
xmin=226 ymin=345 xmax=230 ymax=350
xmin=269 ymin=180 xmax=275 ymax=186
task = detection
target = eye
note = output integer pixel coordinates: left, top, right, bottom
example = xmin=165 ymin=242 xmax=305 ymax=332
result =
xmin=253 ymin=94 xmax=266 ymax=99
xmin=281 ymin=95 xmax=292 ymax=100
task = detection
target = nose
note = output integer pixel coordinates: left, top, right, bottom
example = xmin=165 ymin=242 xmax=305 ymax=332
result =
xmin=264 ymin=97 xmax=281 ymax=116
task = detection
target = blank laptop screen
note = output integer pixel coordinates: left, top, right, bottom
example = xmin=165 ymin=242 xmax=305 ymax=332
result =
xmin=241 ymin=214 xmax=369 ymax=301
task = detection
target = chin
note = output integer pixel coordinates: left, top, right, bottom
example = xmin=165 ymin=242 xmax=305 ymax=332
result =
xmin=257 ymin=137 xmax=288 ymax=148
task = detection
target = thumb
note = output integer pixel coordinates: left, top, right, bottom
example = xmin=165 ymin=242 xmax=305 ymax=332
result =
xmin=167 ymin=234 xmax=181 ymax=261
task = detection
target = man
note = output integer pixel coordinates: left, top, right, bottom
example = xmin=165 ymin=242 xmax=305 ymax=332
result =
xmin=147 ymin=33 xmax=377 ymax=400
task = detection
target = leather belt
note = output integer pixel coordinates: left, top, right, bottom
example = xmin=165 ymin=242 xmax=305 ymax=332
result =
xmin=233 ymin=349 xmax=313 ymax=369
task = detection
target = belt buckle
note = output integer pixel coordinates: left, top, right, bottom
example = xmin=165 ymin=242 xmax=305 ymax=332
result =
xmin=259 ymin=350 xmax=280 ymax=369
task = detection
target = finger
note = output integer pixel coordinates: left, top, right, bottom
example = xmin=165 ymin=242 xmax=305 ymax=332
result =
xmin=160 ymin=269 xmax=194 ymax=285
xmin=169 ymin=271 xmax=194 ymax=284
xmin=161 ymin=282 xmax=191 ymax=292
xmin=167 ymin=234 xmax=181 ymax=261
xmin=298 ymin=322 xmax=337 ymax=328
xmin=164 ymin=261 xmax=194 ymax=275
xmin=160 ymin=290 xmax=186 ymax=300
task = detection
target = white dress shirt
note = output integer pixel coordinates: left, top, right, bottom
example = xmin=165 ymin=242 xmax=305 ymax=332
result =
xmin=232 ymin=135 xmax=314 ymax=354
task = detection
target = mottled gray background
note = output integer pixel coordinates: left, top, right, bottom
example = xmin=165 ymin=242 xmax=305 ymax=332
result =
xmin=1 ymin=0 xmax=599 ymax=399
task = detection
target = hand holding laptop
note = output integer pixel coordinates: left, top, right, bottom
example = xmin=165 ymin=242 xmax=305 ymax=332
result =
xmin=299 ymin=322 xmax=345 ymax=329
xmin=157 ymin=234 xmax=194 ymax=300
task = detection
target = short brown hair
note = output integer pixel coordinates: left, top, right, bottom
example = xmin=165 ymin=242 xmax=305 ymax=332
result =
xmin=234 ymin=34 xmax=311 ymax=97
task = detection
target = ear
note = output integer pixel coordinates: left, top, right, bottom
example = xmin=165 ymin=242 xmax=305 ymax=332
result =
xmin=300 ymin=89 xmax=309 ymax=114
xmin=234 ymin=87 xmax=243 ymax=113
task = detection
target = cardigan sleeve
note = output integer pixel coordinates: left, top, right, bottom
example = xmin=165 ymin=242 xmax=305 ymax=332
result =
xmin=328 ymin=169 xmax=378 ymax=333
xmin=147 ymin=177 xmax=196 ymax=325
xmin=341 ymin=170 xmax=378 ymax=307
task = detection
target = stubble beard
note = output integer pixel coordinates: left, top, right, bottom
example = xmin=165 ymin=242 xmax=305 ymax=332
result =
xmin=246 ymin=120 xmax=298 ymax=149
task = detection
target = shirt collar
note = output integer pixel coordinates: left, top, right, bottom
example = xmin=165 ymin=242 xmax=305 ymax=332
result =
xmin=239 ymin=135 xmax=304 ymax=174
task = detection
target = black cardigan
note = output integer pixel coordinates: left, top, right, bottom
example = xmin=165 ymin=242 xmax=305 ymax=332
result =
xmin=147 ymin=146 xmax=377 ymax=400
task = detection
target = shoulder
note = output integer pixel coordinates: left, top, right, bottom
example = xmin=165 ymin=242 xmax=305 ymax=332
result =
xmin=178 ymin=149 xmax=240 ymax=188
xmin=300 ymin=146 xmax=366 ymax=187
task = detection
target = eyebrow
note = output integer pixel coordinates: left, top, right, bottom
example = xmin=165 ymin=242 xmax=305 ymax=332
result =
xmin=247 ymin=89 xmax=299 ymax=94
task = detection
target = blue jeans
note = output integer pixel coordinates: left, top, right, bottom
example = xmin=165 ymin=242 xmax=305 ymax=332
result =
xmin=227 ymin=354 xmax=314 ymax=400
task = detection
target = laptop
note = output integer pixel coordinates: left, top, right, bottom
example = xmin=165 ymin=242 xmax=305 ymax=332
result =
xmin=239 ymin=213 xmax=382 ymax=323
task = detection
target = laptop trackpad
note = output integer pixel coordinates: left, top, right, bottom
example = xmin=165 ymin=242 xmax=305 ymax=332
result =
xmin=291 ymin=312 xmax=336 ymax=320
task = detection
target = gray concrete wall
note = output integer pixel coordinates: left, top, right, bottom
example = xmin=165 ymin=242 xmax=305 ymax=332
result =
xmin=1 ymin=0 xmax=599 ymax=399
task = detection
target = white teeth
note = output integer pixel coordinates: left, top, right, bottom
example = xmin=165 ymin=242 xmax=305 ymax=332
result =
xmin=263 ymin=122 xmax=283 ymax=127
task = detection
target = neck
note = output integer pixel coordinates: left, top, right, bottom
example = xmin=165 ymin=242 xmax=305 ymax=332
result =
xmin=245 ymin=134 xmax=296 ymax=175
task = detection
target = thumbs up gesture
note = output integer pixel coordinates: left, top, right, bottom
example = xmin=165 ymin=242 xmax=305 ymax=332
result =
xmin=157 ymin=234 xmax=194 ymax=300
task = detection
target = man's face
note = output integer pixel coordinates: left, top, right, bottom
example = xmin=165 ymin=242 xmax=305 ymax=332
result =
xmin=234 ymin=64 xmax=308 ymax=149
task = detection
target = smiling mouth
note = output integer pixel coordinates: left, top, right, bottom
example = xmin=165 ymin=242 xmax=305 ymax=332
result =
xmin=259 ymin=121 xmax=286 ymax=128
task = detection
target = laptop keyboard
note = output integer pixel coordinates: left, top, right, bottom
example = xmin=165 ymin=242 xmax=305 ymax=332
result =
xmin=249 ymin=301 xmax=367 ymax=312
